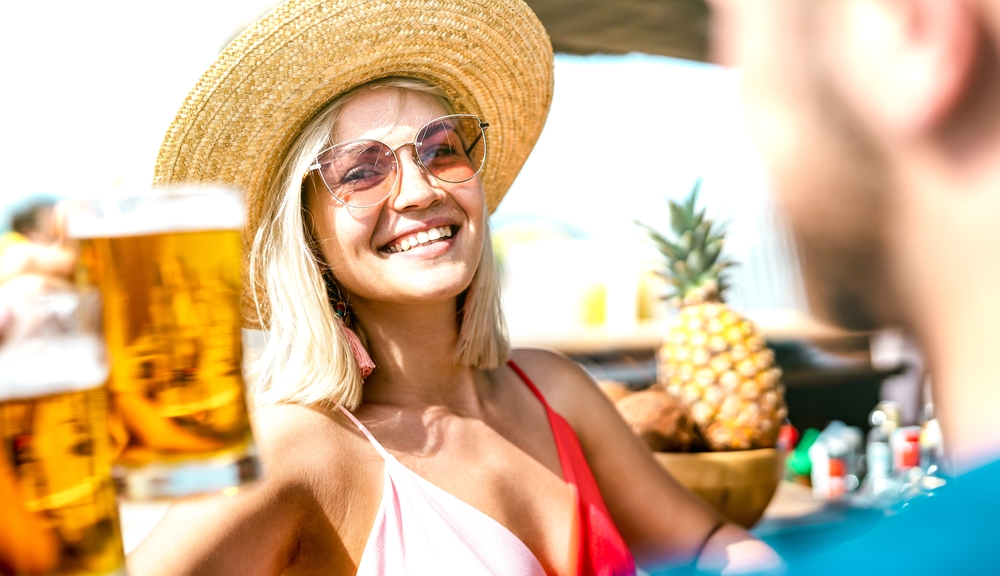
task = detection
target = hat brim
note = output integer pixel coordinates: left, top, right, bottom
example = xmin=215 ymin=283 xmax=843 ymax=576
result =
xmin=153 ymin=0 xmax=554 ymax=232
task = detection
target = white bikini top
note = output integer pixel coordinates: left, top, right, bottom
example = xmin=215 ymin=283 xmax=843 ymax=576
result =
xmin=340 ymin=407 xmax=548 ymax=575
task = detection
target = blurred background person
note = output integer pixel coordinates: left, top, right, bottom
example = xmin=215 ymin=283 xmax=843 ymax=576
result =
xmin=0 ymin=198 xmax=73 ymax=285
xmin=707 ymin=0 xmax=1000 ymax=572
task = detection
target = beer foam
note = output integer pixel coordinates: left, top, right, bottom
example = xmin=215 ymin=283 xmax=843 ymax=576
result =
xmin=66 ymin=186 xmax=245 ymax=239
xmin=0 ymin=334 xmax=110 ymax=400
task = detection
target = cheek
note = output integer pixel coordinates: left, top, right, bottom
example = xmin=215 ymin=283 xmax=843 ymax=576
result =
xmin=308 ymin=200 xmax=376 ymax=277
xmin=454 ymin=181 xmax=487 ymax=228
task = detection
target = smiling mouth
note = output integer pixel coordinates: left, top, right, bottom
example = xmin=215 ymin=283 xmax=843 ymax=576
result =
xmin=385 ymin=225 xmax=456 ymax=254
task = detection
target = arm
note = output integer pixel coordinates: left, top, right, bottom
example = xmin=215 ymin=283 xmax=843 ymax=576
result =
xmin=0 ymin=243 xmax=74 ymax=285
xmin=126 ymin=404 xmax=325 ymax=576
xmin=511 ymin=349 xmax=783 ymax=575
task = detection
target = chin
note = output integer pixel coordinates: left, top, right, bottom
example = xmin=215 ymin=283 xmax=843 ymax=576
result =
xmin=806 ymin=283 xmax=882 ymax=332
xmin=398 ymin=270 xmax=476 ymax=302
xmin=797 ymin=241 xmax=895 ymax=332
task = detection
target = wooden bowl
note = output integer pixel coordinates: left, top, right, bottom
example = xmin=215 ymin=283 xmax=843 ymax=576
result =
xmin=654 ymin=448 xmax=783 ymax=528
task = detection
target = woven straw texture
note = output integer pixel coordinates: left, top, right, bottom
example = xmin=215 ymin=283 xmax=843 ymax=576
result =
xmin=153 ymin=0 xmax=554 ymax=228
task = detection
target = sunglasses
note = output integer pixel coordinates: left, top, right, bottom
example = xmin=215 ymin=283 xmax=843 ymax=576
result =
xmin=309 ymin=114 xmax=489 ymax=208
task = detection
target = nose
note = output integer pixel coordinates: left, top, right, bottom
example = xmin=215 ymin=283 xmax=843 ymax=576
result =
xmin=388 ymin=144 xmax=446 ymax=212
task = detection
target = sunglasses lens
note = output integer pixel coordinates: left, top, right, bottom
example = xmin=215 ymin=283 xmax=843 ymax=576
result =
xmin=415 ymin=116 xmax=486 ymax=183
xmin=316 ymin=140 xmax=397 ymax=206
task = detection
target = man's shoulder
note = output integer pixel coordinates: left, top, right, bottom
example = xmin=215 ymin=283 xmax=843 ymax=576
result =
xmin=784 ymin=460 xmax=1000 ymax=574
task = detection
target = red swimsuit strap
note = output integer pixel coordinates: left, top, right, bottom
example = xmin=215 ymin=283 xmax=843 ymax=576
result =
xmin=507 ymin=360 xmax=636 ymax=576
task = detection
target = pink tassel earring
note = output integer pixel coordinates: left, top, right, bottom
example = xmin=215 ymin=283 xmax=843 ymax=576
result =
xmin=334 ymin=301 xmax=376 ymax=379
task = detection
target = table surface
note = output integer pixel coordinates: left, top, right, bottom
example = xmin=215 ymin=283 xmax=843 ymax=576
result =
xmin=509 ymin=310 xmax=862 ymax=355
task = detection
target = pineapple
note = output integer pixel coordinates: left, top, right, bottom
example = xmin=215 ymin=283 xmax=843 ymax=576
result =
xmin=638 ymin=182 xmax=787 ymax=451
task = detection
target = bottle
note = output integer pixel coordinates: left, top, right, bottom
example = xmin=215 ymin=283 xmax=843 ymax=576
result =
xmin=892 ymin=426 xmax=922 ymax=474
xmin=855 ymin=403 xmax=902 ymax=508
xmin=809 ymin=421 xmax=862 ymax=500
xmin=919 ymin=401 xmax=947 ymax=491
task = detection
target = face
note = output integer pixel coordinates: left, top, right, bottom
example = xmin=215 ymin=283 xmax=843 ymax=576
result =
xmin=305 ymin=88 xmax=486 ymax=311
xmin=708 ymin=0 xmax=894 ymax=329
xmin=25 ymin=206 xmax=58 ymax=245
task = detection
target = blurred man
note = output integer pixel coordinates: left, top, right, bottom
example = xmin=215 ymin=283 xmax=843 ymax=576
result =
xmin=706 ymin=0 xmax=1000 ymax=572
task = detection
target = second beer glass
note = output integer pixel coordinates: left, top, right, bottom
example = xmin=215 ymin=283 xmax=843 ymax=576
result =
xmin=67 ymin=188 xmax=260 ymax=499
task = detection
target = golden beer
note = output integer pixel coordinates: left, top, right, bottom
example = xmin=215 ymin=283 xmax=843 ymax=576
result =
xmin=67 ymin=190 xmax=260 ymax=499
xmin=0 ymin=293 xmax=125 ymax=576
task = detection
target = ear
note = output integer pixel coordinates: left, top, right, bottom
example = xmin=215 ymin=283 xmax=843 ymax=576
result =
xmin=831 ymin=0 xmax=981 ymax=134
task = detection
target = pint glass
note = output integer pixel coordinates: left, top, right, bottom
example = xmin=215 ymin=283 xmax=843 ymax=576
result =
xmin=66 ymin=188 xmax=260 ymax=499
xmin=0 ymin=290 xmax=126 ymax=576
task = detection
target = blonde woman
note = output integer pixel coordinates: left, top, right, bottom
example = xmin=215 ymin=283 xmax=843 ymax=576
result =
xmin=127 ymin=0 xmax=781 ymax=574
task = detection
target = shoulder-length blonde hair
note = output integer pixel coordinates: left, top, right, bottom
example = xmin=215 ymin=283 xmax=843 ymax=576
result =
xmin=248 ymin=78 xmax=509 ymax=411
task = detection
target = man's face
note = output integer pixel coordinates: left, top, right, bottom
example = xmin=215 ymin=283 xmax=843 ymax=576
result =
xmin=707 ymin=0 xmax=895 ymax=330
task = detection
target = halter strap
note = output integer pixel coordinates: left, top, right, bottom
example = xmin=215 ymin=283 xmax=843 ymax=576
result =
xmin=339 ymin=406 xmax=392 ymax=461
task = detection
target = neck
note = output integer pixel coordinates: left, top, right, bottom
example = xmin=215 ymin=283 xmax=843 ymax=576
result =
xmin=352 ymin=298 xmax=487 ymax=410
xmin=890 ymin=136 xmax=1000 ymax=473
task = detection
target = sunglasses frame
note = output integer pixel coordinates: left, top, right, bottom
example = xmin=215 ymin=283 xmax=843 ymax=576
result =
xmin=308 ymin=114 xmax=490 ymax=208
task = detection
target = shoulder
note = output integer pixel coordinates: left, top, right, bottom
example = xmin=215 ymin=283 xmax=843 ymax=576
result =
xmin=508 ymin=347 xmax=610 ymax=431
xmin=249 ymin=403 xmax=384 ymax=571
xmin=250 ymin=403 xmax=379 ymax=506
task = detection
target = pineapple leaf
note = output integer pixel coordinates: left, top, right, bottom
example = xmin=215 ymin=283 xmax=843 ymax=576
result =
xmin=677 ymin=231 xmax=693 ymax=255
xmin=634 ymin=221 xmax=681 ymax=261
xmin=704 ymin=240 xmax=723 ymax=267
xmin=668 ymin=201 xmax=687 ymax=237
xmin=709 ymin=260 xmax=736 ymax=280
xmin=692 ymin=224 xmax=710 ymax=252
xmin=636 ymin=178 xmax=740 ymax=306
xmin=672 ymin=260 xmax=693 ymax=285
xmin=691 ymin=209 xmax=705 ymax=231
xmin=685 ymin=179 xmax=702 ymax=214
xmin=686 ymin=249 xmax=706 ymax=275
xmin=652 ymin=269 xmax=683 ymax=288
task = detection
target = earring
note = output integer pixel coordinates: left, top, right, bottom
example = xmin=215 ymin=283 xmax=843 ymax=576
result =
xmin=327 ymin=276 xmax=376 ymax=379
xmin=333 ymin=299 xmax=348 ymax=320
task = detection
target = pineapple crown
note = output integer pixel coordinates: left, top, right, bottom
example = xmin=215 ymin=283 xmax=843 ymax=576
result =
xmin=636 ymin=180 xmax=735 ymax=307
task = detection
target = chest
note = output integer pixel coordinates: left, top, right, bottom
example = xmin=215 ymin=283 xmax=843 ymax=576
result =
xmin=304 ymin=414 xmax=580 ymax=576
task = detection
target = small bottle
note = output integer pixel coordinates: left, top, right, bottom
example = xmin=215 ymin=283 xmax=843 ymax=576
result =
xmin=919 ymin=402 xmax=947 ymax=491
xmin=808 ymin=436 xmax=831 ymax=499
xmin=866 ymin=419 xmax=893 ymax=488
xmin=826 ymin=437 xmax=849 ymax=500
xmin=856 ymin=403 xmax=901 ymax=507
xmin=892 ymin=426 xmax=922 ymax=474
xmin=809 ymin=421 xmax=856 ymax=500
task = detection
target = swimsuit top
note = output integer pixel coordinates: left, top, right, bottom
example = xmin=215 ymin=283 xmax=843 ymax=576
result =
xmin=340 ymin=360 xmax=636 ymax=576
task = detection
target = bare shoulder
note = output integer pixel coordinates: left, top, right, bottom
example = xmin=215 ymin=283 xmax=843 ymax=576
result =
xmin=251 ymin=403 xmax=373 ymax=490
xmin=127 ymin=404 xmax=373 ymax=576
xmin=508 ymin=347 xmax=609 ymax=428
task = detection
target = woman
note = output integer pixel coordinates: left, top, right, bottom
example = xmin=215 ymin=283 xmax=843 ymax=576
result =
xmin=131 ymin=0 xmax=781 ymax=574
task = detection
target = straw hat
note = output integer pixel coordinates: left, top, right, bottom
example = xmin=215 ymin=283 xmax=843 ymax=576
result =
xmin=152 ymin=0 xmax=552 ymax=329
xmin=153 ymin=0 xmax=554 ymax=225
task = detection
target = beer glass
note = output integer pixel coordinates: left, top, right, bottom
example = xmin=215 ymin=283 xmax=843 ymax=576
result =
xmin=65 ymin=188 xmax=260 ymax=500
xmin=0 ymin=289 xmax=126 ymax=576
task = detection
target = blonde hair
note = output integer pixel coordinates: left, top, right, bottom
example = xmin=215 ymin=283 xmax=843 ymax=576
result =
xmin=249 ymin=78 xmax=509 ymax=411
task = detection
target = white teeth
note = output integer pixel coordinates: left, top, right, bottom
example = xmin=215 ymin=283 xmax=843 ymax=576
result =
xmin=388 ymin=226 xmax=453 ymax=253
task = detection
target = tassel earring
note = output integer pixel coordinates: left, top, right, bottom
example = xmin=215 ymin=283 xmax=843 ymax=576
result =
xmin=334 ymin=300 xmax=376 ymax=379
